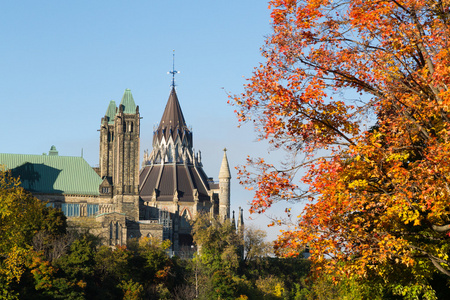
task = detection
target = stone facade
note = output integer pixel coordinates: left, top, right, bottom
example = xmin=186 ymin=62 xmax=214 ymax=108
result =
xmin=0 ymin=87 xmax=235 ymax=254
xmin=97 ymin=87 xmax=232 ymax=253
xmin=95 ymin=89 xmax=165 ymax=247
xmin=138 ymin=87 xmax=233 ymax=253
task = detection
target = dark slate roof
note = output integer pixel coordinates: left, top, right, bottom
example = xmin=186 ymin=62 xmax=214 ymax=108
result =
xmin=0 ymin=151 xmax=102 ymax=195
xmin=141 ymin=88 xmax=214 ymax=203
xmin=159 ymin=88 xmax=186 ymax=130
xmin=155 ymin=88 xmax=191 ymax=143
xmin=139 ymin=164 xmax=211 ymax=202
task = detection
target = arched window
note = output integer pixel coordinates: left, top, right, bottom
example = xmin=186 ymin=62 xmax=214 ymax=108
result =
xmin=167 ymin=145 xmax=173 ymax=163
xmin=180 ymin=209 xmax=191 ymax=229
xmin=175 ymin=145 xmax=179 ymax=162
xmin=108 ymin=131 xmax=115 ymax=142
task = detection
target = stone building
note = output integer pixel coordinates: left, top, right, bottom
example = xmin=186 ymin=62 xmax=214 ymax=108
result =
xmin=0 ymin=87 xmax=238 ymax=254
xmin=139 ymin=88 xmax=232 ymax=253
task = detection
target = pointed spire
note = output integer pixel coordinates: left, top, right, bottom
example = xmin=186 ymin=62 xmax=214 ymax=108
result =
xmin=240 ymin=207 xmax=244 ymax=227
xmin=151 ymin=88 xmax=193 ymax=164
xmin=219 ymin=148 xmax=231 ymax=179
xmin=237 ymin=207 xmax=244 ymax=236
xmin=159 ymin=88 xmax=187 ymax=130
xmin=232 ymin=210 xmax=236 ymax=229
xmin=105 ymin=100 xmax=117 ymax=124
xmin=119 ymin=89 xmax=137 ymax=114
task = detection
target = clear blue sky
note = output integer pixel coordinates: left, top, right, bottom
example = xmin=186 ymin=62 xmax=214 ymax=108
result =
xmin=0 ymin=0 xmax=292 ymax=242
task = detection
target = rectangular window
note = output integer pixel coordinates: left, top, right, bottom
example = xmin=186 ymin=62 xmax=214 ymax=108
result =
xmin=46 ymin=202 xmax=55 ymax=208
xmin=87 ymin=204 xmax=99 ymax=216
xmin=61 ymin=203 xmax=80 ymax=217
xmin=102 ymin=187 xmax=109 ymax=193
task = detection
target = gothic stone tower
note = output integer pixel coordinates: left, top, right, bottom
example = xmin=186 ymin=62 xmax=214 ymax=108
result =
xmin=99 ymin=89 xmax=140 ymax=222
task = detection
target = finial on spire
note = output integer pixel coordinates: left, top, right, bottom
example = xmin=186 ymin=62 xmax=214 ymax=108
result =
xmin=219 ymin=148 xmax=231 ymax=179
xmin=168 ymin=50 xmax=180 ymax=88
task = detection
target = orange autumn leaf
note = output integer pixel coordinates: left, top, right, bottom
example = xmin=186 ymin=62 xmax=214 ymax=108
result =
xmin=232 ymin=0 xmax=450 ymax=296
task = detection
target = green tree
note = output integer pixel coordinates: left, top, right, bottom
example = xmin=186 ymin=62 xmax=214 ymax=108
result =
xmin=0 ymin=169 xmax=66 ymax=298
xmin=192 ymin=214 xmax=242 ymax=274
xmin=0 ymin=169 xmax=66 ymax=255
xmin=54 ymin=234 xmax=98 ymax=298
xmin=209 ymin=270 xmax=238 ymax=300
xmin=191 ymin=214 xmax=243 ymax=299
xmin=127 ymin=237 xmax=175 ymax=299
xmin=255 ymin=275 xmax=286 ymax=300
xmin=119 ymin=279 xmax=144 ymax=300
xmin=24 ymin=250 xmax=86 ymax=300
xmin=241 ymin=257 xmax=310 ymax=300
xmin=92 ymin=245 xmax=132 ymax=298
xmin=243 ymin=226 xmax=272 ymax=263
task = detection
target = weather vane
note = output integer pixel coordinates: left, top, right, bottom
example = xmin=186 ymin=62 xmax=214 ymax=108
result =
xmin=168 ymin=50 xmax=180 ymax=88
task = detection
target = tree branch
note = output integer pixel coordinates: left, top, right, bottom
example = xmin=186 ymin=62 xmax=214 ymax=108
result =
xmin=431 ymin=224 xmax=450 ymax=233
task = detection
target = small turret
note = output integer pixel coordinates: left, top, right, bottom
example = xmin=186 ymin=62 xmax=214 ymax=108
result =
xmin=48 ymin=145 xmax=58 ymax=156
xmin=232 ymin=210 xmax=236 ymax=229
xmin=219 ymin=149 xmax=231 ymax=221
xmin=100 ymin=100 xmax=117 ymax=179
xmin=119 ymin=89 xmax=137 ymax=114
xmin=105 ymin=100 xmax=117 ymax=124
xmin=237 ymin=207 xmax=244 ymax=238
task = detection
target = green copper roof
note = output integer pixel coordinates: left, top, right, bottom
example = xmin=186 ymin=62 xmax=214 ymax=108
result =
xmin=105 ymin=100 xmax=117 ymax=124
xmin=0 ymin=152 xmax=103 ymax=196
xmin=119 ymin=89 xmax=136 ymax=114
